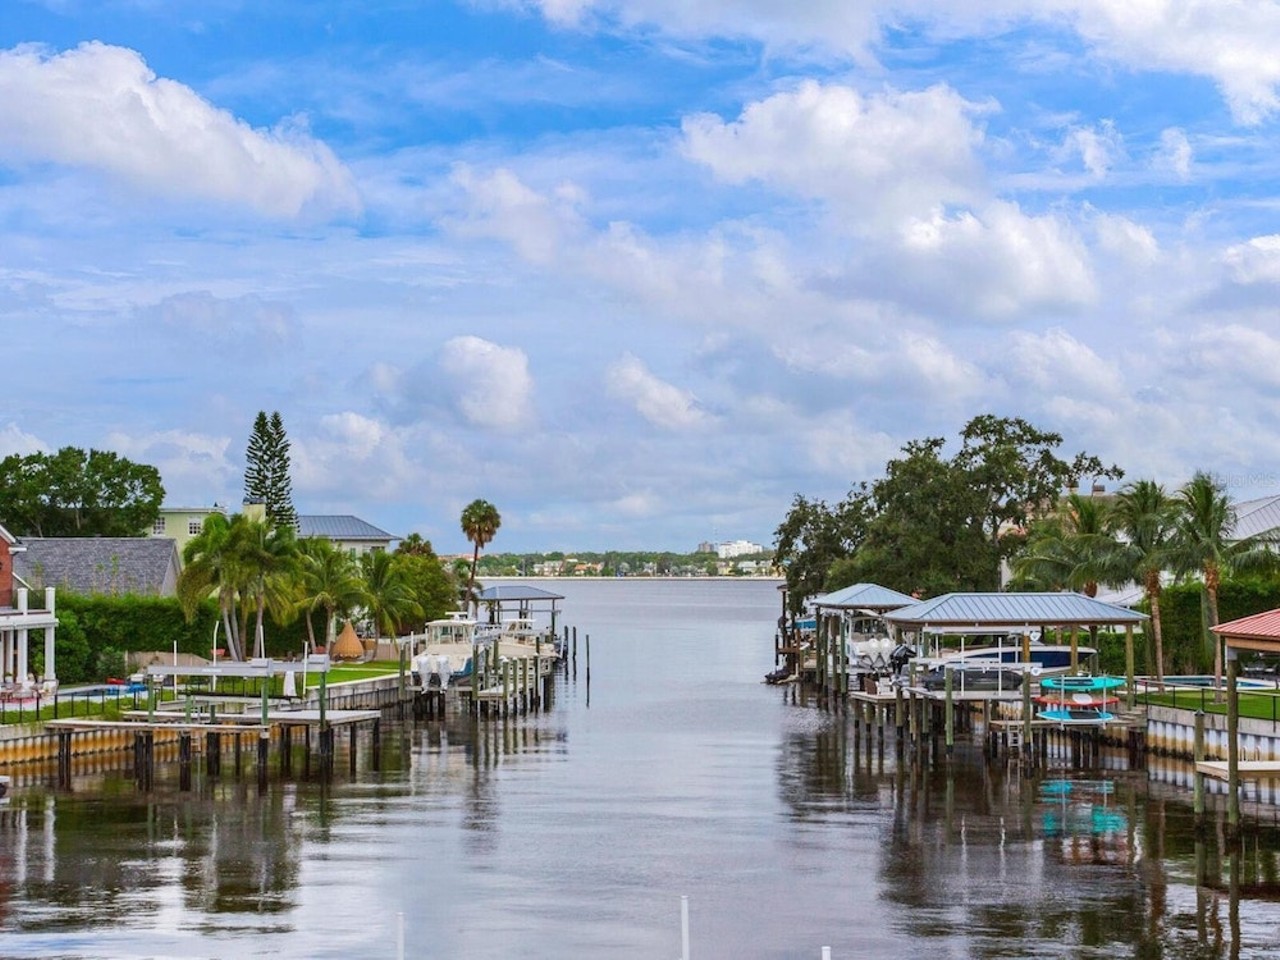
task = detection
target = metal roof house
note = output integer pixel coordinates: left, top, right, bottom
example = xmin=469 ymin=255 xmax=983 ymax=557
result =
xmin=296 ymin=515 xmax=398 ymax=557
xmin=1227 ymin=494 xmax=1280 ymax=542
xmin=14 ymin=537 xmax=182 ymax=597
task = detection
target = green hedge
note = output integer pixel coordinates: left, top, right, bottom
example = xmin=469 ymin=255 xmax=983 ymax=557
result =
xmin=1154 ymin=579 xmax=1280 ymax=675
xmin=48 ymin=595 xmax=312 ymax=684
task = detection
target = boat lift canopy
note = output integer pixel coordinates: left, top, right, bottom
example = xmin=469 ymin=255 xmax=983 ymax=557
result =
xmin=144 ymin=654 xmax=331 ymax=679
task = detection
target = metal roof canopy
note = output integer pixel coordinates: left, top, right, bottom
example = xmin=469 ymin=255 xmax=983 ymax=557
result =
xmin=811 ymin=583 xmax=920 ymax=612
xmin=476 ymin=584 xmax=565 ymax=603
xmin=881 ymin=592 xmax=1148 ymax=631
xmin=1212 ymin=609 xmax=1280 ymax=653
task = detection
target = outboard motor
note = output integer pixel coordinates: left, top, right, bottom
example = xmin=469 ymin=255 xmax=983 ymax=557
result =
xmin=889 ymin=644 xmax=915 ymax=674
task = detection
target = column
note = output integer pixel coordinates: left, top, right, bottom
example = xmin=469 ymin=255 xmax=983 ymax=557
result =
xmin=17 ymin=627 xmax=28 ymax=682
xmin=44 ymin=588 xmax=56 ymax=681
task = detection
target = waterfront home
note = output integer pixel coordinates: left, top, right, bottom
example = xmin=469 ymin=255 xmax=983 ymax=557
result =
xmin=0 ymin=523 xmax=59 ymax=688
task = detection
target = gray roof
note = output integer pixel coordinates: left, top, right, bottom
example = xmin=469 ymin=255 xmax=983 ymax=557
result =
xmin=811 ymin=583 xmax=919 ymax=611
xmin=297 ymin=515 xmax=397 ymax=541
xmin=14 ymin=538 xmax=181 ymax=597
xmin=1229 ymin=494 xmax=1280 ymax=541
xmin=476 ymin=584 xmax=565 ymax=603
xmin=881 ymin=591 xmax=1148 ymax=629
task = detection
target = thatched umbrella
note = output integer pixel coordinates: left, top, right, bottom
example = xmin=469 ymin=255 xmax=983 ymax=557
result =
xmin=332 ymin=620 xmax=364 ymax=661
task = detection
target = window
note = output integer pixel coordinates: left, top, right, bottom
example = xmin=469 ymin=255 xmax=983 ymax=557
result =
xmin=188 ymin=520 xmax=203 ymax=536
xmin=152 ymin=518 xmax=166 ymax=535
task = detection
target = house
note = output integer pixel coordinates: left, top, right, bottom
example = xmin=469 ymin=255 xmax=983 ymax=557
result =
xmin=297 ymin=515 xmax=398 ymax=557
xmin=14 ymin=537 xmax=182 ymax=597
xmin=0 ymin=523 xmax=59 ymax=684
xmin=1229 ymin=494 xmax=1280 ymax=542
xmin=149 ymin=504 xmax=228 ymax=553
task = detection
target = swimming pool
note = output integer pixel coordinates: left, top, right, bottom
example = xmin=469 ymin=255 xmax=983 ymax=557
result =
xmin=1160 ymin=675 xmax=1276 ymax=690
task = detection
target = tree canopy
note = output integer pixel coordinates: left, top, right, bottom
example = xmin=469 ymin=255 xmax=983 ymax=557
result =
xmin=775 ymin=414 xmax=1122 ymax=602
xmin=0 ymin=446 xmax=164 ymax=537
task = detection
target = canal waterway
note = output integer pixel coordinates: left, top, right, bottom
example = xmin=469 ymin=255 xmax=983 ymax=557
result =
xmin=2 ymin=577 xmax=1280 ymax=958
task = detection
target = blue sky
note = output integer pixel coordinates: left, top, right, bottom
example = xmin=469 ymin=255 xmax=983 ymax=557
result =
xmin=4 ymin=1 xmax=1280 ymax=554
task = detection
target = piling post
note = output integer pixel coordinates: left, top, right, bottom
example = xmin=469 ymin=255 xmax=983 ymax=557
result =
xmin=680 ymin=895 xmax=690 ymax=960
xmin=281 ymin=726 xmax=292 ymax=777
xmin=349 ymin=724 xmax=358 ymax=775
xmin=944 ymin=665 xmax=954 ymax=758
xmin=1193 ymin=710 xmax=1206 ymax=825
xmin=1125 ymin=625 xmax=1136 ymax=711
xmin=894 ymin=684 xmax=905 ymax=755
xmin=179 ymin=731 xmax=192 ymax=791
xmin=372 ymin=718 xmax=382 ymax=771
xmin=1227 ymin=648 xmax=1240 ymax=838
xmin=257 ymin=730 xmax=269 ymax=791
xmin=1021 ymin=675 xmax=1033 ymax=767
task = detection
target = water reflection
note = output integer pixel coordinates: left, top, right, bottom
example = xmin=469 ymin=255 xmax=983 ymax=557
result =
xmin=3 ymin=579 xmax=1280 ymax=958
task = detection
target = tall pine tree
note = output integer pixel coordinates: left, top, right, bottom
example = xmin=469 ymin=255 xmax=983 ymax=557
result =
xmin=266 ymin=411 xmax=297 ymax=529
xmin=244 ymin=410 xmax=297 ymax=529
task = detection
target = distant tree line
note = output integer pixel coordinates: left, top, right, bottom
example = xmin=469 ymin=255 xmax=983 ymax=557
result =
xmin=474 ymin=549 xmax=777 ymax=578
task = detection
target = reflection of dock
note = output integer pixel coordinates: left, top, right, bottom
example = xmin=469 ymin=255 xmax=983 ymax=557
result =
xmin=1195 ymin=760 xmax=1280 ymax=782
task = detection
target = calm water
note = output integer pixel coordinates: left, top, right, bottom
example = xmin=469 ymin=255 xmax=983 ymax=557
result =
xmin=2 ymin=577 xmax=1280 ymax=959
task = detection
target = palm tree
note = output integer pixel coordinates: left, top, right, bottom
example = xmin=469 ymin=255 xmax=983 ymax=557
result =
xmin=178 ymin=512 xmax=250 ymax=661
xmin=1107 ymin=480 xmax=1177 ymax=688
xmin=360 ymin=550 xmax=421 ymax=638
xmin=460 ymin=499 xmax=501 ymax=613
xmin=1011 ymin=493 xmax=1113 ymax=596
xmin=1168 ymin=471 xmax=1274 ymax=692
xmin=238 ymin=518 xmax=300 ymax=659
xmin=296 ymin=537 xmax=365 ymax=650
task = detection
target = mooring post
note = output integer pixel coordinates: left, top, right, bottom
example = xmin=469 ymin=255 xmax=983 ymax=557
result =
xmin=349 ymin=723 xmax=357 ymax=775
xmin=1193 ymin=709 xmax=1206 ymax=824
xmin=944 ymin=665 xmax=954 ymax=758
xmin=372 ymin=718 xmax=381 ymax=771
xmin=1227 ymin=649 xmax=1240 ymax=838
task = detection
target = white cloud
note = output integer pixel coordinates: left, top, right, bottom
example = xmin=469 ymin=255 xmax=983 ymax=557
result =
xmin=1059 ymin=120 xmax=1124 ymax=179
xmin=102 ymin=428 xmax=238 ymax=502
xmin=893 ymin=201 xmax=1095 ymax=318
xmin=438 ymin=336 xmax=535 ymax=430
xmin=605 ymin=354 xmax=711 ymax=429
xmin=682 ymin=81 xmax=986 ymax=220
xmin=291 ymin=413 xmax=421 ymax=503
xmin=0 ymin=422 xmax=50 ymax=457
xmin=1003 ymin=327 xmax=1122 ymax=397
xmin=1222 ymin=235 xmax=1280 ymax=285
xmin=1092 ymin=212 xmax=1159 ymax=267
xmin=1154 ymin=127 xmax=1193 ymax=179
xmin=0 ymin=42 xmax=359 ymax=218
xmin=448 ymin=164 xmax=583 ymax=264
xmin=522 ymin=0 xmax=1280 ymax=123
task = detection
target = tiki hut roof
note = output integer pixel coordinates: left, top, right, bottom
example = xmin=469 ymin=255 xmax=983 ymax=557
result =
xmin=332 ymin=620 xmax=365 ymax=660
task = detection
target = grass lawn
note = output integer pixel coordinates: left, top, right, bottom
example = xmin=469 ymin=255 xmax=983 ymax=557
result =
xmin=304 ymin=661 xmax=404 ymax=687
xmin=1144 ymin=689 xmax=1280 ymax=723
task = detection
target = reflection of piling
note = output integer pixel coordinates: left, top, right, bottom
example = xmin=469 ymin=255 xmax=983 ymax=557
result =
xmin=178 ymin=732 xmax=192 ymax=791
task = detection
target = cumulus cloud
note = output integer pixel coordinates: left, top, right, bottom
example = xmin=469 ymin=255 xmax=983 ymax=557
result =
xmin=1003 ymin=327 xmax=1122 ymax=397
xmin=682 ymin=81 xmax=986 ymax=220
xmin=0 ymin=42 xmax=359 ymax=218
xmin=0 ymin=422 xmax=50 ymax=457
xmin=102 ymin=428 xmax=238 ymax=501
xmin=1222 ymin=235 xmax=1280 ymax=286
xmin=291 ymin=412 xmax=421 ymax=502
xmin=438 ymin=336 xmax=535 ymax=430
xmin=606 ymin=354 xmax=711 ymax=429
xmin=890 ymin=201 xmax=1095 ymax=318
xmin=448 ymin=164 xmax=583 ymax=264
